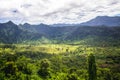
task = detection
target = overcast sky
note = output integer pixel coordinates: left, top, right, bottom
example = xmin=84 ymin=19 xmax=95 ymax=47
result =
xmin=0 ymin=0 xmax=120 ymax=24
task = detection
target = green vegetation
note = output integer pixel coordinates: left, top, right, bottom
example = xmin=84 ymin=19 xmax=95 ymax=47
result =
xmin=88 ymin=54 xmax=97 ymax=80
xmin=0 ymin=44 xmax=120 ymax=80
xmin=0 ymin=21 xmax=120 ymax=80
xmin=1 ymin=21 xmax=120 ymax=47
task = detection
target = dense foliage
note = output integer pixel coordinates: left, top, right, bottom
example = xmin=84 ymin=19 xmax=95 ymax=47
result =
xmin=88 ymin=54 xmax=97 ymax=80
xmin=0 ymin=44 xmax=120 ymax=80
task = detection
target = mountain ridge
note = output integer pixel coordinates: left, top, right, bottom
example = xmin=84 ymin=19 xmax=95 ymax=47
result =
xmin=0 ymin=16 xmax=120 ymax=45
xmin=80 ymin=16 xmax=120 ymax=26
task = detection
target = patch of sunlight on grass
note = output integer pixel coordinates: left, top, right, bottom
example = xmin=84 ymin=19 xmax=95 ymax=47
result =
xmin=16 ymin=44 xmax=79 ymax=54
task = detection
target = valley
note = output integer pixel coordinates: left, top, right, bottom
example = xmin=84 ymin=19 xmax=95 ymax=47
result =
xmin=0 ymin=16 xmax=120 ymax=80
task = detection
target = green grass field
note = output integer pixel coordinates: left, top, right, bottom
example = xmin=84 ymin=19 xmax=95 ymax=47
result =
xmin=16 ymin=44 xmax=79 ymax=54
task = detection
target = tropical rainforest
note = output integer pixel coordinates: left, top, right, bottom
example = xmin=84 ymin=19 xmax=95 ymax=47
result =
xmin=0 ymin=17 xmax=120 ymax=80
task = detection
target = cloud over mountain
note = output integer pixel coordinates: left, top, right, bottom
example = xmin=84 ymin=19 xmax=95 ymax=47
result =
xmin=0 ymin=0 xmax=120 ymax=24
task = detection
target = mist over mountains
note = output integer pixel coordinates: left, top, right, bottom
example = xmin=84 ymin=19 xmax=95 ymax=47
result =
xmin=0 ymin=16 xmax=120 ymax=45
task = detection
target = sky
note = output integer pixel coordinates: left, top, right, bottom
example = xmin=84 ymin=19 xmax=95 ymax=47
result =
xmin=0 ymin=0 xmax=120 ymax=24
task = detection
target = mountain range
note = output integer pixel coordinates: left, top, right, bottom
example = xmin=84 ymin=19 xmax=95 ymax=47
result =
xmin=81 ymin=16 xmax=120 ymax=26
xmin=0 ymin=16 xmax=120 ymax=46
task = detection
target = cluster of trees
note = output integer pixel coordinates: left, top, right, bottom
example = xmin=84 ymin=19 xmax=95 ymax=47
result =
xmin=0 ymin=44 xmax=120 ymax=80
xmin=0 ymin=53 xmax=95 ymax=80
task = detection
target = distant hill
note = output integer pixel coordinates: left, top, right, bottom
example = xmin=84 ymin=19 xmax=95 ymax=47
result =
xmin=0 ymin=21 xmax=42 ymax=43
xmin=0 ymin=16 xmax=120 ymax=45
xmin=50 ymin=23 xmax=77 ymax=27
xmin=80 ymin=16 xmax=120 ymax=26
xmin=19 ymin=23 xmax=78 ymax=39
xmin=0 ymin=21 xmax=22 ymax=43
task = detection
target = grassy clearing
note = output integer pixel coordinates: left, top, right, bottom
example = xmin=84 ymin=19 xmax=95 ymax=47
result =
xmin=14 ymin=44 xmax=79 ymax=54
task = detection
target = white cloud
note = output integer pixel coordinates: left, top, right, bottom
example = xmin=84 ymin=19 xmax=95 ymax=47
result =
xmin=0 ymin=0 xmax=120 ymax=24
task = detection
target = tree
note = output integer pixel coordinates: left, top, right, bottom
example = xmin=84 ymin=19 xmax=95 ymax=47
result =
xmin=0 ymin=73 xmax=5 ymax=80
xmin=38 ymin=59 xmax=51 ymax=78
xmin=88 ymin=54 xmax=97 ymax=80
xmin=2 ymin=61 xmax=18 ymax=77
xmin=67 ymin=73 xmax=78 ymax=80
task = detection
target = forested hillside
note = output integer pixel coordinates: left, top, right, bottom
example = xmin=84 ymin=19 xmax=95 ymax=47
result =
xmin=0 ymin=21 xmax=42 ymax=43
xmin=0 ymin=21 xmax=120 ymax=46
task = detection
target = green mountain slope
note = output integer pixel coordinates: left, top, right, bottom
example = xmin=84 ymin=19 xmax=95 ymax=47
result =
xmin=0 ymin=21 xmax=120 ymax=46
xmin=0 ymin=21 xmax=42 ymax=43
